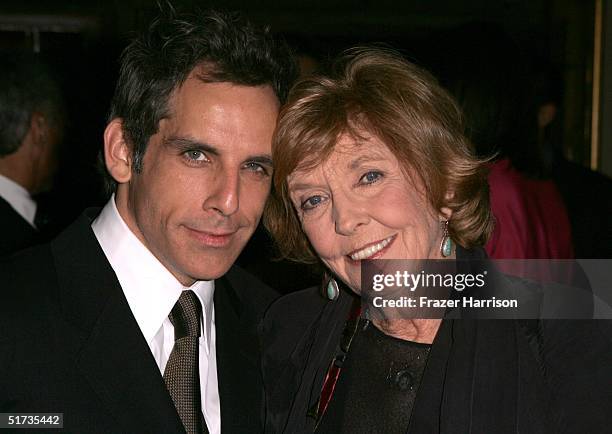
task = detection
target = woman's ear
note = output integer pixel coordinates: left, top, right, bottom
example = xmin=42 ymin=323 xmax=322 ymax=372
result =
xmin=440 ymin=207 xmax=453 ymax=221
xmin=103 ymin=119 xmax=132 ymax=184
xmin=440 ymin=190 xmax=455 ymax=220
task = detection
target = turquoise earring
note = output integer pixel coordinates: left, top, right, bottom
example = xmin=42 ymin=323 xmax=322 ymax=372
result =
xmin=324 ymin=275 xmax=340 ymax=301
xmin=440 ymin=220 xmax=453 ymax=257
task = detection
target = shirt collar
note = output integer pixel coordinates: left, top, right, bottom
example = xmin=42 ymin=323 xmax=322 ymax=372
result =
xmin=0 ymin=174 xmax=36 ymax=227
xmin=91 ymin=195 xmax=215 ymax=351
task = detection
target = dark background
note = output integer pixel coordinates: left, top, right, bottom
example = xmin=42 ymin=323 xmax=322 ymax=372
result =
xmin=0 ymin=0 xmax=602 ymax=287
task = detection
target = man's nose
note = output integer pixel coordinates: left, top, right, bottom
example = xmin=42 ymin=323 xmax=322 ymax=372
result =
xmin=203 ymin=171 xmax=240 ymax=216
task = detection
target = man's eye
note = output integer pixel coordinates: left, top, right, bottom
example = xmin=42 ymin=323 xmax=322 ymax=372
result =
xmin=244 ymin=162 xmax=270 ymax=176
xmin=301 ymin=195 xmax=324 ymax=211
xmin=359 ymin=171 xmax=383 ymax=185
xmin=184 ymin=150 xmax=207 ymax=162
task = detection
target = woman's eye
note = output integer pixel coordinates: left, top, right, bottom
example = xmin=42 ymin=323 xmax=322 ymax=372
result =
xmin=359 ymin=171 xmax=383 ymax=185
xmin=301 ymin=195 xmax=324 ymax=211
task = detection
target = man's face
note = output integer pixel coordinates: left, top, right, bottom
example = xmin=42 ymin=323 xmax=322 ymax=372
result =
xmin=115 ymin=73 xmax=279 ymax=285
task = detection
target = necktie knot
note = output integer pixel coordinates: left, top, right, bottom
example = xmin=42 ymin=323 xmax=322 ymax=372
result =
xmin=169 ymin=290 xmax=202 ymax=340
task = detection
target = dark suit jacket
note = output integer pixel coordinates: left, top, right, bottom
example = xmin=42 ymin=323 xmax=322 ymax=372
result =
xmin=0 ymin=209 xmax=278 ymax=433
xmin=261 ymin=248 xmax=612 ymax=434
xmin=0 ymin=196 xmax=39 ymax=256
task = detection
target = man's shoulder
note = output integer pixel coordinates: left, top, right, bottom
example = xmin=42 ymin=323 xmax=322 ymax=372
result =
xmin=0 ymin=197 xmax=39 ymax=255
xmin=0 ymin=242 xmax=56 ymax=295
xmin=0 ymin=242 xmax=61 ymax=339
xmin=0 ymin=211 xmax=106 ymax=317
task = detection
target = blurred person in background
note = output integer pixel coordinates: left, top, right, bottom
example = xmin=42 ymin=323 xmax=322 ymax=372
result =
xmin=0 ymin=51 xmax=65 ymax=256
xmin=426 ymin=23 xmax=573 ymax=259
xmin=532 ymin=61 xmax=612 ymax=258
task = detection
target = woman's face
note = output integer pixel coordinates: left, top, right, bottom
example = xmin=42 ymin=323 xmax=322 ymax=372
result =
xmin=287 ymin=132 xmax=450 ymax=293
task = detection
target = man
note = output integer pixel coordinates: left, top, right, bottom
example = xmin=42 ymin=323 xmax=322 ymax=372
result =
xmin=0 ymin=53 xmax=64 ymax=256
xmin=0 ymin=8 xmax=296 ymax=434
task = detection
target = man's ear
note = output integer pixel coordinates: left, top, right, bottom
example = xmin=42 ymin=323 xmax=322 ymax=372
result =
xmin=26 ymin=112 xmax=48 ymax=157
xmin=30 ymin=112 xmax=46 ymax=144
xmin=104 ymin=119 xmax=132 ymax=184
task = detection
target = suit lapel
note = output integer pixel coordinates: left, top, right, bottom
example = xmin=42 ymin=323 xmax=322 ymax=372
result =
xmin=0 ymin=195 xmax=38 ymax=254
xmin=51 ymin=211 xmax=185 ymax=433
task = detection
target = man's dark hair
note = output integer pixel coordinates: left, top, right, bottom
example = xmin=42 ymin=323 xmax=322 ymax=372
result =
xmin=0 ymin=52 xmax=64 ymax=157
xmin=105 ymin=7 xmax=297 ymax=192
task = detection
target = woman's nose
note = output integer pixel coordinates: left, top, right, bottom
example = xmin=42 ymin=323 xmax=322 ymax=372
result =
xmin=332 ymin=194 xmax=370 ymax=235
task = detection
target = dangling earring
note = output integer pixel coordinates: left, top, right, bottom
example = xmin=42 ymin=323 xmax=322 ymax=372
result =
xmin=440 ymin=220 xmax=454 ymax=257
xmin=322 ymin=274 xmax=340 ymax=301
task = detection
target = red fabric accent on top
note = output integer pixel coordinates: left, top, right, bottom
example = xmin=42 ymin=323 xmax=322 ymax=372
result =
xmin=317 ymin=301 xmax=361 ymax=419
xmin=317 ymin=362 xmax=341 ymax=420
xmin=485 ymin=159 xmax=574 ymax=259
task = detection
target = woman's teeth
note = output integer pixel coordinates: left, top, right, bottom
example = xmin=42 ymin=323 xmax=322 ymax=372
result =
xmin=349 ymin=235 xmax=394 ymax=260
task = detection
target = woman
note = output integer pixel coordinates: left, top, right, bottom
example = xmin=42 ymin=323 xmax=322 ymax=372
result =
xmin=261 ymin=48 xmax=612 ymax=433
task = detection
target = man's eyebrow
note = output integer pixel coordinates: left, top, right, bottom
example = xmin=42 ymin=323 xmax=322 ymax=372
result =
xmin=163 ymin=136 xmax=219 ymax=156
xmin=247 ymin=155 xmax=273 ymax=167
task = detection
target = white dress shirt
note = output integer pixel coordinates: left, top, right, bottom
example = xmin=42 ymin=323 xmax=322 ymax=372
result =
xmin=0 ymin=174 xmax=37 ymax=228
xmin=92 ymin=196 xmax=221 ymax=434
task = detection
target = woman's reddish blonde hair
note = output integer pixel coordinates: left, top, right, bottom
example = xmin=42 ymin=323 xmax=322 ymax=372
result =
xmin=264 ymin=47 xmax=493 ymax=263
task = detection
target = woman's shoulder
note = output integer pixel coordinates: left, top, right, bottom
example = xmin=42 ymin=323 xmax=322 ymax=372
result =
xmin=259 ymin=286 xmax=336 ymax=399
xmin=262 ymin=286 xmax=328 ymax=338
xmin=261 ymin=286 xmax=353 ymax=363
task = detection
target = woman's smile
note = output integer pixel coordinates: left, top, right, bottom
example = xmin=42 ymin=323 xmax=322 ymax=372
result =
xmin=347 ymin=233 xmax=397 ymax=261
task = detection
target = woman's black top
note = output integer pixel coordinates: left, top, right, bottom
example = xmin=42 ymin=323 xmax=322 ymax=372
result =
xmin=261 ymin=246 xmax=612 ymax=433
xmin=316 ymin=320 xmax=431 ymax=434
